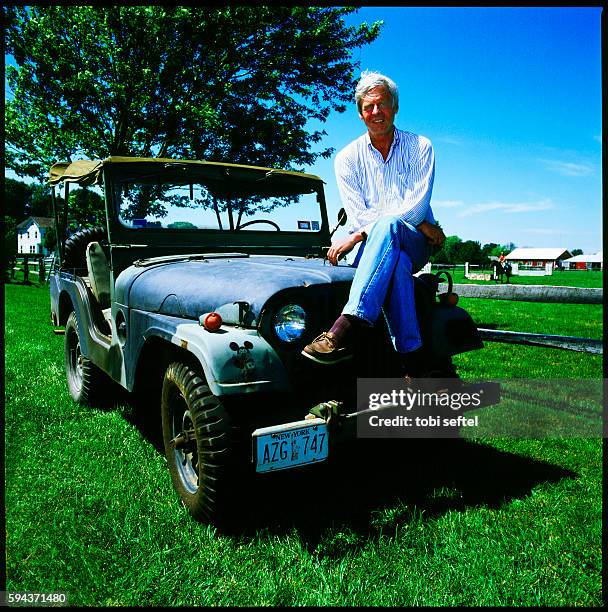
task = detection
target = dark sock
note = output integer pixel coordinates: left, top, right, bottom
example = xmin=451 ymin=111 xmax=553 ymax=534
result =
xmin=329 ymin=314 xmax=364 ymax=343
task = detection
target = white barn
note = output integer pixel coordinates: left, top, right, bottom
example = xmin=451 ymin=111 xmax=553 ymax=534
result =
xmin=505 ymin=247 xmax=571 ymax=267
xmin=16 ymin=217 xmax=54 ymax=255
xmin=504 ymin=247 xmax=572 ymax=275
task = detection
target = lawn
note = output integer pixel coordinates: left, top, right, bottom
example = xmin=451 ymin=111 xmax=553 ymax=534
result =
xmin=4 ymin=280 xmax=603 ymax=606
xmin=433 ymin=266 xmax=603 ymax=288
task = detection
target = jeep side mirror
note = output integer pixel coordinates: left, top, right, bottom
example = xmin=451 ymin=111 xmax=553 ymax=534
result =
xmin=329 ymin=208 xmax=348 ymax=239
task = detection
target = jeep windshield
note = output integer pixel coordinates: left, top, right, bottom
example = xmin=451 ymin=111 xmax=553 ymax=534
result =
xmin=115 ymin=165 xmax=324 ymax=234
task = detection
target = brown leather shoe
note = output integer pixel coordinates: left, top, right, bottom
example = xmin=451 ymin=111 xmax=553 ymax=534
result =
xmin=301 ymin=331 xmax=353 ymax=364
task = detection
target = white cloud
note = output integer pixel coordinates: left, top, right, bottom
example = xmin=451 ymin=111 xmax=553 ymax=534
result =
xmin=432 ymin=199 xmax=464 ymax=208
xmin=522 ymin=228 xmax=565 ymax=235
xmin=436 ymin=135 xmax=463 ymax=146
xmin=522 ymin=228 xmax=601 ymax=236
xmin=458 ymin=199 xmax=554 ymax=218
xmin=538 ymin=158 xmax=595 ymax=177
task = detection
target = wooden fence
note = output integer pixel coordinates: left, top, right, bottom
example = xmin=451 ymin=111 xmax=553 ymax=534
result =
xmin=10 ymin=254 xmax=56 ymax=283
xmin=438 ymin=281 xmax=603 ymax=355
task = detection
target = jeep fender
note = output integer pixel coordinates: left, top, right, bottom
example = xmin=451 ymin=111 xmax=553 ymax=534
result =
xmin=132 ymin=312 xmax=290 ymax=396
xmin=50 ymin=274 xmax=127 ymax=386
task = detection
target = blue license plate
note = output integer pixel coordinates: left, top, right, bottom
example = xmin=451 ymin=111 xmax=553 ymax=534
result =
xmin=253 ymin=418 xmax=329 ymax=473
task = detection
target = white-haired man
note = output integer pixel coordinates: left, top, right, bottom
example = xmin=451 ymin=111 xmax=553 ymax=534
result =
xmin=302 ymin=71 xmax=445 ymax=365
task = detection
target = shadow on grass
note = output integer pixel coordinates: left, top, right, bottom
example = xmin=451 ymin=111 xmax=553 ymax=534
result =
xmin=116 ymin=393 xmax=575 ymax=550
xmin=223 ymin=436 xmax=575 ymax=549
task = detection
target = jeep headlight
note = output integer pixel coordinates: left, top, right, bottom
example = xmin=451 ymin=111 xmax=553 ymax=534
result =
xmin=273 ymin=304 xmax=306 ymax=343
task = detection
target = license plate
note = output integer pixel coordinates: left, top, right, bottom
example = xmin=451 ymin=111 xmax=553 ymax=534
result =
xmin=252 ymin=418 xmax=329 ymax=473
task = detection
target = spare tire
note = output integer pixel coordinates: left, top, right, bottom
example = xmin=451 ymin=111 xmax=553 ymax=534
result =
xmin=62 ymin=226 xmax=107 ymax=271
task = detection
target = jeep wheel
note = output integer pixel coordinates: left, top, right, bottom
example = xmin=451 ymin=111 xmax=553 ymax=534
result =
xmin=64 ymin=311 xmax=104 ymax=404
xmin=161 ymin=362 xmax=244 ymax=524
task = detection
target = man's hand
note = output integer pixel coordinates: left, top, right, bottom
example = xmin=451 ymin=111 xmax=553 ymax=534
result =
xmin=418 ymin=221 xmax=446 ymax=248
xmin=326 ymin=234 xmax=361 ymax=266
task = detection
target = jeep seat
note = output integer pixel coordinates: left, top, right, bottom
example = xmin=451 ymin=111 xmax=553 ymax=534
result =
xmin=86 ymin=242 xmax=111 ymax=310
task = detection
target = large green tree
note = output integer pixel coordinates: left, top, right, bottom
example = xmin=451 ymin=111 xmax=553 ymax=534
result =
xmin=4 ymin=178 xmax=55 ymax=220
xmin=458 ymin=239 xmax=485 ymax=265
xmin=3 ymin=216 xmax=18 ymax=278
xmin=65 ymin=189 xmax=106 ymax=232
xmin=5 ymin=6 xmax=381 ymax=181
xmin=431 ymin=235 xmax=462 ymax=264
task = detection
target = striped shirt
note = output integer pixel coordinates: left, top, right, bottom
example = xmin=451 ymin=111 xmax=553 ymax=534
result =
xmin=334 ymin=127 xmax=435 ymax=235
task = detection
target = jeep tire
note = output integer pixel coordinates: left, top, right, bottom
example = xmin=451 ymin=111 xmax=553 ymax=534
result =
xmin=64 ymin=311 xmax=105 ymax=404
xmin=62 ymin=225 xmax=107 ymax=272
xmin=161 ymin=362 xmax=245 ymax=524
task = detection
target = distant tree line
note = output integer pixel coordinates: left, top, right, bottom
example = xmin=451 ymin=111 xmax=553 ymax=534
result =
xmin=431 ymin=238 xmax=585 ymax=265
xmin=430 ymin=235 xmax=516 ymax=266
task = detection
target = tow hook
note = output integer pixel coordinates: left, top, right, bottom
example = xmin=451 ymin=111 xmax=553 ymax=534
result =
xmin=305 ymin=400 xmax=344 ymax=427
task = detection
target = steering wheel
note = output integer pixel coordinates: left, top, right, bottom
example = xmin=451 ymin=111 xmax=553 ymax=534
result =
xmin=236 ymin=219 xmax=281 ymax=231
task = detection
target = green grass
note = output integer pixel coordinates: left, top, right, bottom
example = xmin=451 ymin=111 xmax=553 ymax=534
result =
xmin=452 ymin=295 xmax=602 ymax=440
xmin=453 ymin=297 xmax=602 ymax=379
xmin=434 ymin=267 xmax=603 ymax=288
xmin=4 ymin=282 xmax=603 ymax=606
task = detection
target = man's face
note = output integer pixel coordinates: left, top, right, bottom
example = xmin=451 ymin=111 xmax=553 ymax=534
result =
xmin=359 ymin=86 xmax=396 ymax=138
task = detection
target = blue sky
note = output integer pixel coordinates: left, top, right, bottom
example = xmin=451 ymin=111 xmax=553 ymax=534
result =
xmin=310 ymin=7 xmax=603 ymax=253
xmin=5 ymin=7 xmax=602 ymax=252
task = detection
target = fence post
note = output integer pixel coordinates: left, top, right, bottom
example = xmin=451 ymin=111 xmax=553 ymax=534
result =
xmin=23 ymin=255 xmax=30 ymax=283
xmin=464 ymin=262 xmax=469 ymax=278
xmin=39 ymin=258 xmax=46 ymax=283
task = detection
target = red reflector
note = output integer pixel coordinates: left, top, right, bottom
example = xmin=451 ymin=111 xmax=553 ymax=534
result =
xmin=201 ymin=312 xmax=222 ymax=331
xmin=439 ymin=292 xmax=459 ymax=307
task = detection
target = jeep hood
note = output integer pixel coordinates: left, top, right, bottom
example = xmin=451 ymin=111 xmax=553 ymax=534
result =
xmin=115 ymin=255 xmax=356 ymax=325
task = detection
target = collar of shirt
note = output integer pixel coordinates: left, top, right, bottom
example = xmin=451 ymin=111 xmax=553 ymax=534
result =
xmin=364 ymin=127 xmax=401 ymax=164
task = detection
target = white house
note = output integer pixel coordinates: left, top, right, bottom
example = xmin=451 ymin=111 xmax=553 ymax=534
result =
xmin=562 ymin=252 xmax=603 ymax=271
xmin=16 ymin=217 xmax=54 ymax=255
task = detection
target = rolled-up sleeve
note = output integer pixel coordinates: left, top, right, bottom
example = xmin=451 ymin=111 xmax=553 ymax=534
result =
xmin=397 ymin=136 xmax=435 ymax=227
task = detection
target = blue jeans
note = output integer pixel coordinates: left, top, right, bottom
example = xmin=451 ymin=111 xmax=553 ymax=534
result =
xmin=342 ymin=216 xmax=432 ymax=353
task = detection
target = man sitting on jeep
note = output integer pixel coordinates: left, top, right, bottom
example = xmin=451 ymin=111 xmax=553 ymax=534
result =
xmin=302 ymin=70 xmax=445 ymax=366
